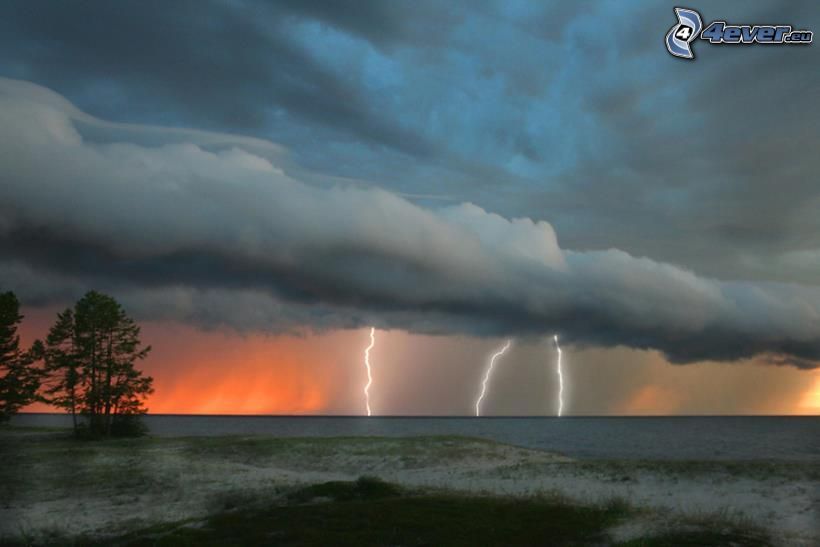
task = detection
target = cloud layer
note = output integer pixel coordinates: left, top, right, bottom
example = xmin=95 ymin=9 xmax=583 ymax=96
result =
xmin=2 ymin=1 xmax=817 ymax=290
xmin=1 ymin=78 xmax=819 ymax=367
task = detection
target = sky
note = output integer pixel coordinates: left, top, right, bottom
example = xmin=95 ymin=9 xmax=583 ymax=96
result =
xmin=2 ymin=1 xmax=819 ymax=415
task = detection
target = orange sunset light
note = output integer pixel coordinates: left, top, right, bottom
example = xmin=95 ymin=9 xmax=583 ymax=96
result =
xmin=798 ymin=371 xmax=820 ymax=415
xmin=18 ymin=308 xmax=363 ymax=415
xmin=137 ymin=323 xmax=354 ymax=415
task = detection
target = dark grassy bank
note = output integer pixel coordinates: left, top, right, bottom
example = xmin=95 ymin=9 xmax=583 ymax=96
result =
xmin=10 ymin=477 xmax=772 ymax=547
xmin=0 ymin=426 xmax=791 ymax=546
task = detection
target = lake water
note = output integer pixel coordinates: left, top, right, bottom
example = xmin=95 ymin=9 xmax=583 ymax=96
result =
xmin=12 ymin=414 xmax=819 ymax=462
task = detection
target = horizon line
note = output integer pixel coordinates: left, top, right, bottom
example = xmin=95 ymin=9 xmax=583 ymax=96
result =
xmin=15 ymin=412 xmax=819 ymax=419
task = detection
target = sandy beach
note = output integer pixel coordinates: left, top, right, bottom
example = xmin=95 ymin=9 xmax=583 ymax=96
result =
xmin=1 ymin=427 xmax=817 ymax=545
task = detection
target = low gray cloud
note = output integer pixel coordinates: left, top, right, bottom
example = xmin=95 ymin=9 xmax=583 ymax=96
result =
xmin=2 ymin=1 xmax=818 ymax=293
xmin=0 ymin=1 xmax=436 ymax=158
xmin=1 ymin=78 xmax=818 ymax=368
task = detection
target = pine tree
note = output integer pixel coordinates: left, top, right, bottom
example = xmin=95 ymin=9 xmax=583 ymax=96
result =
xmin=43 ymin=308 xmax=81 ymax=433
xmin=71 ymin=292 xmax=153 ymax=436
xmin=43 ymin=291 xmax=153 ymax=436
xmin=0 ymin=291 xmax=42 ymax=422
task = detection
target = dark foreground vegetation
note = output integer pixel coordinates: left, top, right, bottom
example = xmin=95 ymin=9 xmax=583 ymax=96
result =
xmin=8 ymin=476 xmax=772 ymax=547
xmin=2 ymin=426 xmax=783 ymax=547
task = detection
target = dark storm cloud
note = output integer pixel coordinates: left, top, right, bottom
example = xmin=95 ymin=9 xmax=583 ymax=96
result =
xmin=1 ymin=2 xmax=817 ymax=256
xmin=538 ymin=1 xmax=820 ymax=284
xmin=0 ymin=0 xmax=435 ymax=158
xmin=269 ymin=0 xmax=465 ymax=50
xmin=1 ymin=78 xmax=819 ymax=368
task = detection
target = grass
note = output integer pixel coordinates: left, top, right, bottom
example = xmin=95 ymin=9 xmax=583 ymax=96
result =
xmin=0 ymin=427 xmax=797 ymax=546
xmin=612 ymin=505 xmax=773 ymax=546
xmin=498 ymin=456 xmax=820 ymax=482
xmin=182 ymin=434 xmax=507 ymax=462
xmin=86 ymin=478 xmax=632 ymax=547
xmin=1 ymin=431 xmax=161 ymax=502
xmin=7 ymin=478 xmax=772 ymax=546
xmin=616 ymin=529 xmax=772 ymax=546
xmin=286 ymin=475 xmax=403 ymax=503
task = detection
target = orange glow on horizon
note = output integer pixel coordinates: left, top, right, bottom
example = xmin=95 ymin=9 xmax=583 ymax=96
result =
xmin=14 ymin=307 xmax=820 ymax=416
xmin=621 ymin=385 xmax=681 ymax=415
xmin=797 ymin=371 xmax=820 ymax=415
xmin=132 ymin=322 xmax=353 ymax=414
xmin=18 ymin=308 xmax=362 ymax=415
xmin=143 ymin=332 xmax=329 ymax=415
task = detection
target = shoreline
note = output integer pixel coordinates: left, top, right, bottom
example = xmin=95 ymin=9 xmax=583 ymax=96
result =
xmin=11 ymin=413 xmax=819 ymax=463
xmin=2 ymin=427 xmax=817 ymax=545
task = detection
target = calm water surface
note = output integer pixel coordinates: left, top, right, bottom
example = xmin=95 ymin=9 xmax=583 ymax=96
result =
xmin=13 ymin=414 xmax=819 ymax=462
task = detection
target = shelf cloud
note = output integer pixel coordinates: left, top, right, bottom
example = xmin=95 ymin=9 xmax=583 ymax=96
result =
xmin=1 ymin=78 xmax=818 ymax=368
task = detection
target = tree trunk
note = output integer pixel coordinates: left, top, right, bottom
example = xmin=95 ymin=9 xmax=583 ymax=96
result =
xmin=90 ymin=327 xmax=97 ymax=434
xmin=70 ymin=339 xmax=77 ymax=435
xmin=103 ymin=330 xmax=113 ymax=436
xmin=70 ymin=374 xmax=77 ymax=435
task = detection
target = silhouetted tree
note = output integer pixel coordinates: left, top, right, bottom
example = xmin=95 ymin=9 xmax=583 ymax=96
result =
xmin=0 ymin=291 xmax=42 ymax=422
xmin=44 ymin=291 xmax=153 ymax=436
xmin=42 ymin=308 xmax=81 ymax=432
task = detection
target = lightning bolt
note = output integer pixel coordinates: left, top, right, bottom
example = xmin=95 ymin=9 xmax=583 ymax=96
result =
xmin=475 ymin=339 xmax=512 ymax=416
xmin=363 ymin=327 xmax=376 ymax=416
xmin=554 ymin=334 xmax=564 ymax=417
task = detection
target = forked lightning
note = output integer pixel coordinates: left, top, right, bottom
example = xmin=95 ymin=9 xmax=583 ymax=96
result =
xmin=363 ymin=327 xmax=376 ymax=416
xmin=475 ymin=339 xmax=512 ymax=416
